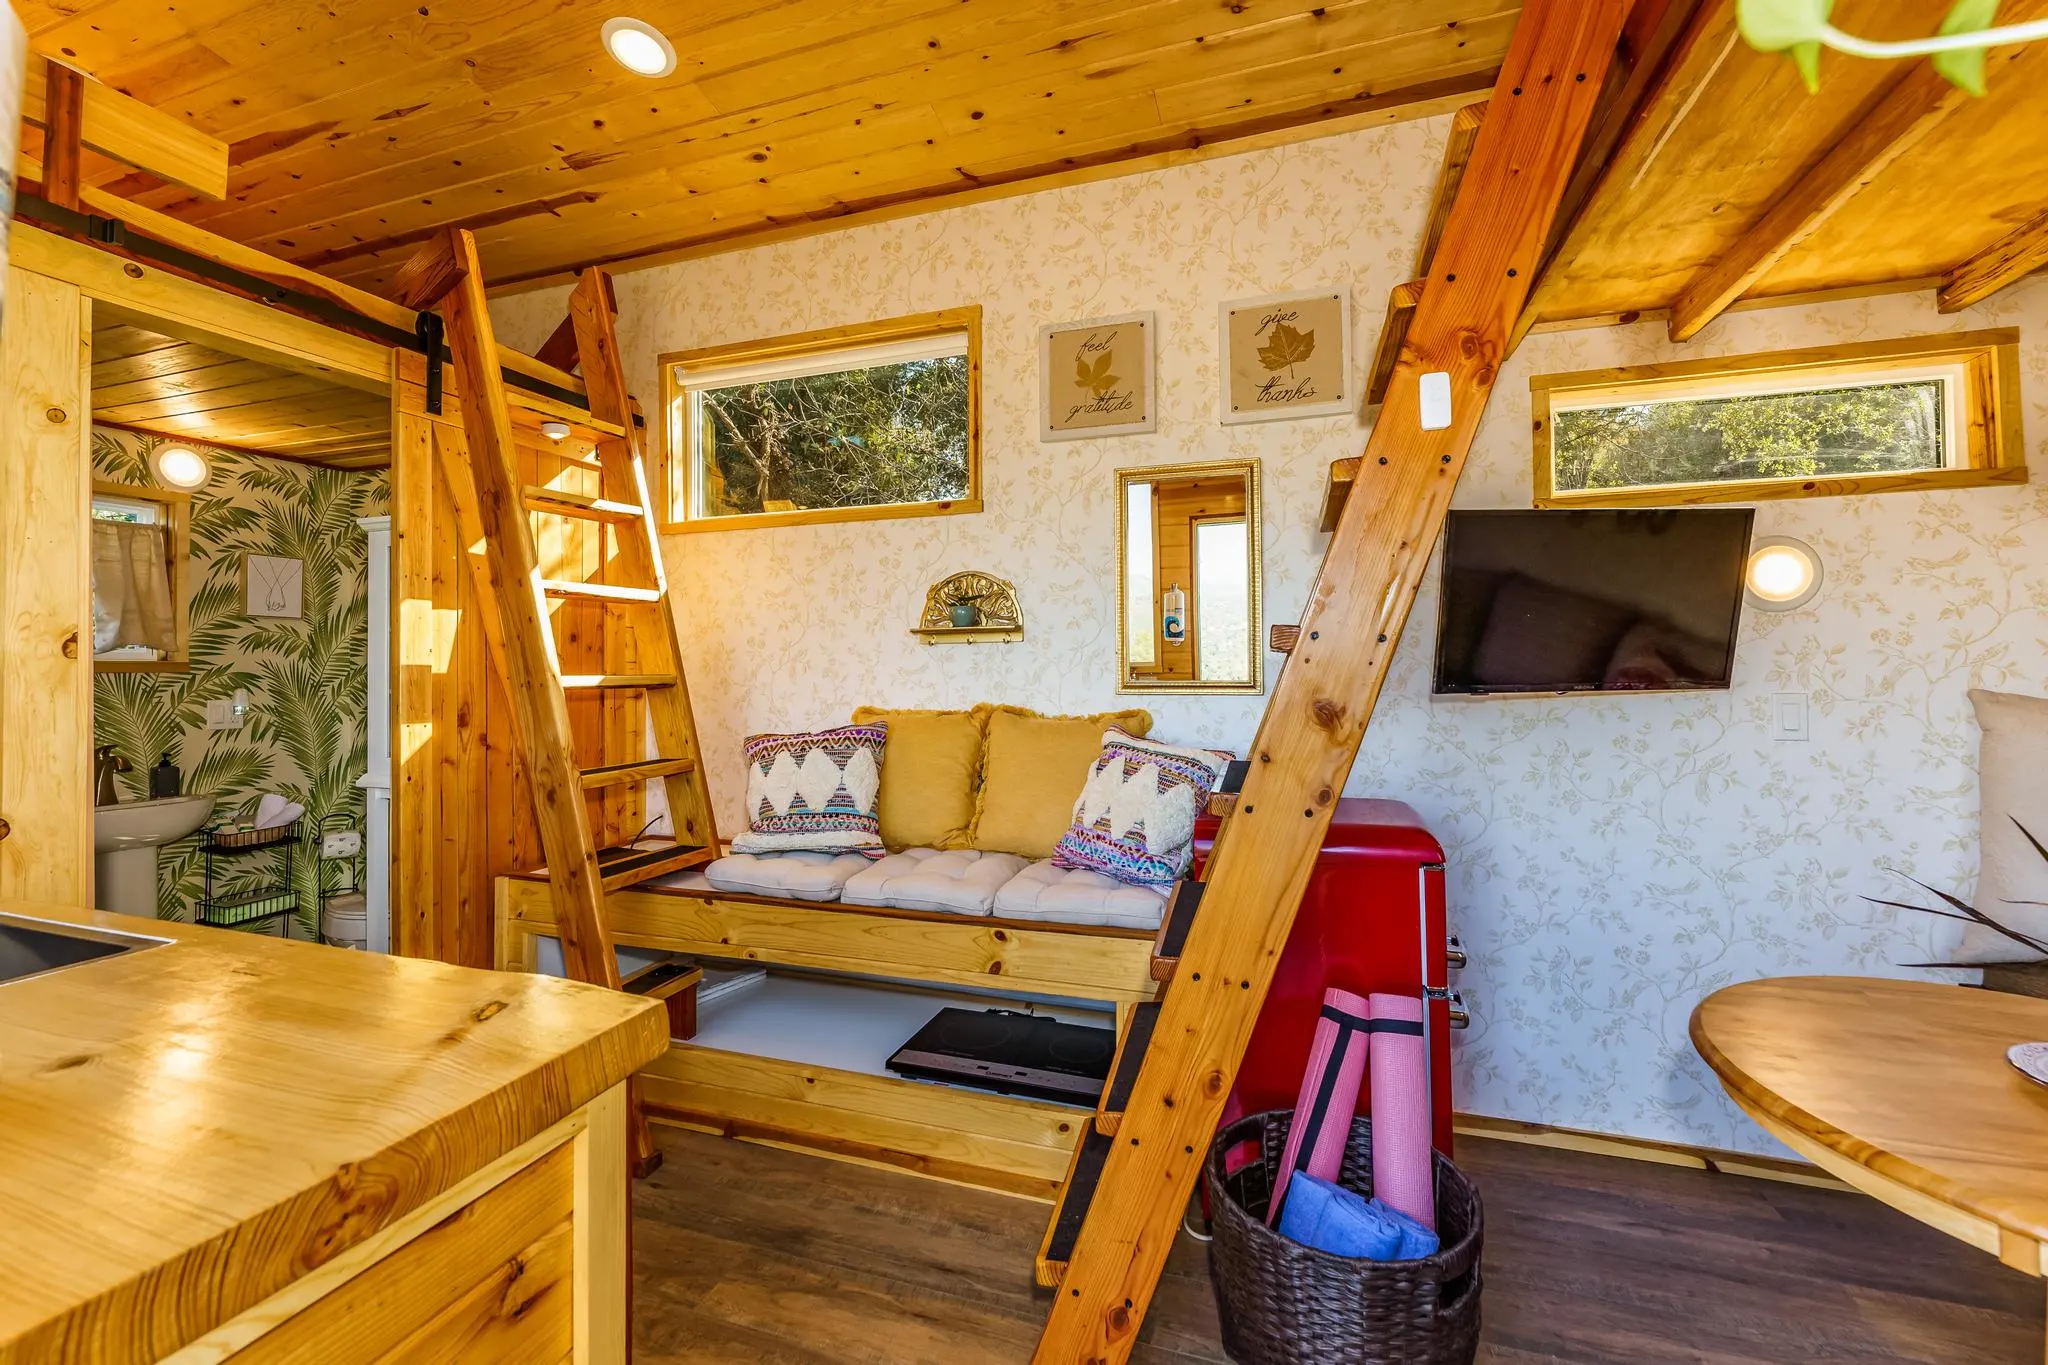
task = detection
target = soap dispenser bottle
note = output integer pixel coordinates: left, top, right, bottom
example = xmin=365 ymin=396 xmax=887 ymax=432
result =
xmin=149 ymin=751 xmax=182 ymax=799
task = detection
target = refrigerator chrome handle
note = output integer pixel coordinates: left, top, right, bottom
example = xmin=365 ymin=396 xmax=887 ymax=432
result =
xmin=1447 ymin=991 xmax=1470 ymax=1030
xmin=1445 ymin=933 xmax=1467 ymax=970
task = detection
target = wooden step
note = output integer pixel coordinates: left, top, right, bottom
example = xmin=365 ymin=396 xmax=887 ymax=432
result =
xmin=541 ymin=579 xmax=661 ymax=603
xmin=1035 ymin=1127 xmax=1113 ymax=1288
xmin=579 ymin=757 xmax=696 ymax=791
xmin=1094 ymin=1000 xmax=1160 ymax=1138
xmin=559 ymin=673 xmax=676 ymax=690
xmin=522 ymin=484 xmax=646 ymax=523
xmin=596 ymin=840 xmax=712 ymax=892
xmin=1150 ymin=880 xmax=1204 ymax=984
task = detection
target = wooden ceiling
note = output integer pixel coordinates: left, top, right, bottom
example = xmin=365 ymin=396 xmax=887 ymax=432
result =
xmin=17 ymin=0 xmax=1517 ymax=294
xmin=1525 ymin=0 xmax=2048 ymax=330
xmin=91 ymin=311 xmax=390 ymax=468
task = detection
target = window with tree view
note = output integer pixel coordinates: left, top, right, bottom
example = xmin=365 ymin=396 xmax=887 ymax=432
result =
xmin=1533 ymin=333 xmax=2023 ymax=509
xmin=1551 ymin=377 xmax=1949 ymax=494
xmin=673 ymin=317 xmax=977 ymax=527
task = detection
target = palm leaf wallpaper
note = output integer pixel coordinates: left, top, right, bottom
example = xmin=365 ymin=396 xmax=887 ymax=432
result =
xmin=92 ymin=428 xmax=387 ymax=935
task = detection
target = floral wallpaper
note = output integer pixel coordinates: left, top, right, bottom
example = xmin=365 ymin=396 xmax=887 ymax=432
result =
xmin=91 ymin=428 xmax=386 ymax=932
xmin=494 ymin=118 xmax=2048 ymax=1156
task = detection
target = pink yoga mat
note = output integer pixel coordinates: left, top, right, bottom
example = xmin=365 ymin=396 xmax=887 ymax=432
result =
xmin=1369 ymin=991 xmax=1435 ymax=1230
xmin=1266 ymin=988 xmax=1371 ymax=1226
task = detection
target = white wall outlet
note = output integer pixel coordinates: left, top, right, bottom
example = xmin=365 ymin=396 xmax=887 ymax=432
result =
xmin=321 ymin=829 xmax=363 ymax=859
xmin=1770 ymin=691 xmax=1810 ymax=742
xmin=204 ymin=698 xmax=244 ymax=730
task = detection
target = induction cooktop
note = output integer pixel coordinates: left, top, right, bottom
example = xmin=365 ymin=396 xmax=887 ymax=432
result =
xmin=887 ymin=1007 xmax=1115 ymax=1105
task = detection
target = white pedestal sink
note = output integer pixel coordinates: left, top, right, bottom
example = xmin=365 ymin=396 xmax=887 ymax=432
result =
xmin=93 ymin=795 xmax=215 ymax=917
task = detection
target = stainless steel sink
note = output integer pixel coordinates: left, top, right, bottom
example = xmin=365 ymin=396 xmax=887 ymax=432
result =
xmin=0 ymin=912 xmax=169 ymax=987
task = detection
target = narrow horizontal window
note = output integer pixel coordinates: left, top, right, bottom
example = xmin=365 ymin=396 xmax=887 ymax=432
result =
xmin=662 ymin=309 xmax=981 ymax=532
xmin=1531 ymin=330 xmax=2024 ymax=508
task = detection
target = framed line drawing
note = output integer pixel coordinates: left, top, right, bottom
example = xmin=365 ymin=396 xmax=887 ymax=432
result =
xmin=244 ymin=554 xmax=303 ymax=619
xmin=1039 ymin=312 xmax=1157 ymax=441
xmin=1219 ymin=287 xmax=1353 ymax=424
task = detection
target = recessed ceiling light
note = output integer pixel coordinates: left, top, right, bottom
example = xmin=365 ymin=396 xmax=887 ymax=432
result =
xmin=1745 ymin=536 xmax=1823 ymax=612
xmin=152 ymin=444 xmax=210 ymax=491
xmin=603 ymin=17 xmax=676 ymax=77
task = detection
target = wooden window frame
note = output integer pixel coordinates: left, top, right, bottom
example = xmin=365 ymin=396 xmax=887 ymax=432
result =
xmin=1530 ymin=329 xmax=2026 ymax=508
xmin=90 ymin=478 xmax=192 ymax=674
xmin=657 ymin=306 xmax=982 ymax=534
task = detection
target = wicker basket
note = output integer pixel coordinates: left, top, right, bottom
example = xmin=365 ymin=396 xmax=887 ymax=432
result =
xmin=1207 ymin=1110 xmax=1483 ymax=1365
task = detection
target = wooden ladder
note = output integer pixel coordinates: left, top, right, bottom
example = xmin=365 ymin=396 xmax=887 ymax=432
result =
xmin=1029 ymin=4 xmax=1631 ymax=1359
xmin=395 ymin=228 xmax=720 ymax=1175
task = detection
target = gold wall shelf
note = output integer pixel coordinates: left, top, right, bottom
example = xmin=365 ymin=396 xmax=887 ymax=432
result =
xmin=914 ymin=570 xmax=1023 ymax=645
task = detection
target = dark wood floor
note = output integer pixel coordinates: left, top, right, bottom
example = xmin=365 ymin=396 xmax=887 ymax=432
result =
xmin=631 ymin=1127 xmax=2044 ymax=1364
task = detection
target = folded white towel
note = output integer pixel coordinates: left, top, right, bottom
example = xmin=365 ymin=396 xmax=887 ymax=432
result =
xmin=252 ymin=793 xmax=305 ymax=829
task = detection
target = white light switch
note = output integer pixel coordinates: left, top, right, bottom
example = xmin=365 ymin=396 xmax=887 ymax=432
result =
xmin=1419 ymin=371 xmax=1453 ymax=431
xmin=1770 ymin=692 xmax=1809 ymax=742
xmin=205 ymin=698 xmax=243 ymax=731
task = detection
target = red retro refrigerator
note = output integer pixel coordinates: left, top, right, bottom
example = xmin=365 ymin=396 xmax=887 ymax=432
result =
xmin=1192 ymin=797 xmax=1461 ymax=1154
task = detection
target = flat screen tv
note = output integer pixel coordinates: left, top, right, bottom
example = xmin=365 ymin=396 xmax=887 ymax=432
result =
xmin=1432 ymin=508 xmax=1754 ymax=696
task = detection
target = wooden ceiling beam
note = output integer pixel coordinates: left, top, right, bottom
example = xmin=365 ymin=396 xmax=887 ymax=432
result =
xmin=1938 ymin=203 xmax=2048 ymax=313
xmin=1666 ymin=1 xmax=2048 ymax=342
xmin=40 ymin=60 xmax=85 ymax=211
xmin=21 ymin=51 xmax=228 ymax=199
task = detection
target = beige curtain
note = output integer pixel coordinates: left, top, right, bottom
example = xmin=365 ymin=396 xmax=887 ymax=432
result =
xmin=92 ymin=521 xmax=176 ymax=656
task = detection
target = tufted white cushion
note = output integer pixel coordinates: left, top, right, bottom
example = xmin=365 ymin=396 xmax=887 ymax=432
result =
xmin=842 ymin=847 xmax=1030 ymax=916
xmin=700 ymin=850 xmax=872 ymax=902
xmin=993 ymin=860 xmax=1170 ymax=931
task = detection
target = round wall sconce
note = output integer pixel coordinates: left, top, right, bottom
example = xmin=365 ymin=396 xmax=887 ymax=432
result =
xmin=152 ymin=444 xmax=211 ymax=491
xmin=602 ymin=17 xmax=677 ymax=77
xmin=539 ymin=419 xmax=573 ymax=441
xmin=1745 ymin=535 xmax=1823 ymax=612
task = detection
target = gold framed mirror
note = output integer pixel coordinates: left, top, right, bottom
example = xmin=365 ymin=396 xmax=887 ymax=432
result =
xmin=1116 ymin=459 xmax=1263 ymax=695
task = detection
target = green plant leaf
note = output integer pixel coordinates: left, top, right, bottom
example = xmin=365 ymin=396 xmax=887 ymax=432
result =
xmin=1737 ymin=0 xmax=1834 ymax=52
xmin=1933 ymin=0 xmax=2000 ymax=93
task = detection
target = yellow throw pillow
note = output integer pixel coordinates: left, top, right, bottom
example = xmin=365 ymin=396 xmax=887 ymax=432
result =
xmin=851 ymin=705 xmax=990 ymax=851
xmin=971 ymin=706 xmax=1153 ymax=860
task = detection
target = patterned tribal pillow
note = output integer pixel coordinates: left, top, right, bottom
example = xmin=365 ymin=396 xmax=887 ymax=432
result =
xmin=730 ymin=723 xmax=889 ymax=856
xmin=1051 ymin=729 xmax=1231 ymax=887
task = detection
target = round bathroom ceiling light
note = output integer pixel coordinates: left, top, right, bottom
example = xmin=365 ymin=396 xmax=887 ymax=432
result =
xmin=152 ymin=444 xmax=211 ymax=491
xmin=539 ymin=419 xmax=573 ymax=441
xmin=603 ymin=17 xmax=676 ymax=77
xmin=1745 ymin=535 xmax=1823 ymax=612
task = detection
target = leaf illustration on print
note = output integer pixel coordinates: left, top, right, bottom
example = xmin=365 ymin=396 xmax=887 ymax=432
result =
xmin=1075 ymin=349 xmax=1119 ymax=397
xmin=1257 ymin=322 xmax=1315 ymax=378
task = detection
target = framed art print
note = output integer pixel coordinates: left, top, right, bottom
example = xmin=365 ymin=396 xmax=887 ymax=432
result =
xmin=1039 ymin=312 xmax=1156 ymax=441
xmin=1219 ymin=288 xmax=1352 ymax=424
xmin=244 ymin=554 xmax=303 ymax=619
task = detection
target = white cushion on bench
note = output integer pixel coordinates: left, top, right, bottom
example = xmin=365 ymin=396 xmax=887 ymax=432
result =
xmin=842 ymin=847 xmax=1029 ymax=916
xmin=993 ymin=861 xmax=1170 ymax=931
xmin=702 ymin=850 xmax=873 ymax=902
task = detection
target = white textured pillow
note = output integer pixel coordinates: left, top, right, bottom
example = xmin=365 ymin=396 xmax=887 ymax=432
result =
xmin=1958 ymin=689 xmax=2048 ymax=963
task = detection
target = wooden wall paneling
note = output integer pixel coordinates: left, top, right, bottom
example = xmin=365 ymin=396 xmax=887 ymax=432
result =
xmin=1031 ymin=4 xmax=1628 ymax=1357
xmin=0 ymin=269 xmax=94 ymax=906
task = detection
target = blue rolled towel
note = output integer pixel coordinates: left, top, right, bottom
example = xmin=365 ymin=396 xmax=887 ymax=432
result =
xmin=1276 ymin=1174 xmax=1442 ymax=1261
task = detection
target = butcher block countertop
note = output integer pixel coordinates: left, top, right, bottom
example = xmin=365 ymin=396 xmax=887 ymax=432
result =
xmin=0 ymin=898 xmax=667 ymax=1365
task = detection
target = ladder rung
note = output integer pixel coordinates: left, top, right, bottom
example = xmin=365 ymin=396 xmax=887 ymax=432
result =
xmin=580 ymin=757 xmax=696 ymax=791
xmin=1270 ymin=624 xmax=1301 ymax=654
xmin=596 ymin=840 xmax=712 ymax=892
xmin=559 ymin=673 xmax=676 ymax=690
xmin=1151 ymin=880 xmax=1204 ymax=984
xmin=542 ymin=579 xmax=661 ymax=603
xmin=1206 ymin=791 xmax=1236 ymax=818
xmin=1094 ymin=1000 xmax=1161 ymax=1137
xmin=1036 ymin=1127 xmax=1113 ymax=1288
xmin=522 ymin=485 xmax=646 ymax=523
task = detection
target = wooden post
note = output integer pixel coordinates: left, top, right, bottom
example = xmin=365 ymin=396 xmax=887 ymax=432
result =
xmin=1030 ymin=4 xmax=1631 ymax=1359
xmin=40 ymin=62 xmax=86 ymax=211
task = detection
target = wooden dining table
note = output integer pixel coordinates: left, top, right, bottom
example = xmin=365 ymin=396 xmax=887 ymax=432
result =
xmin=1693 ymin=975 xmax=2048 ymax=1356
